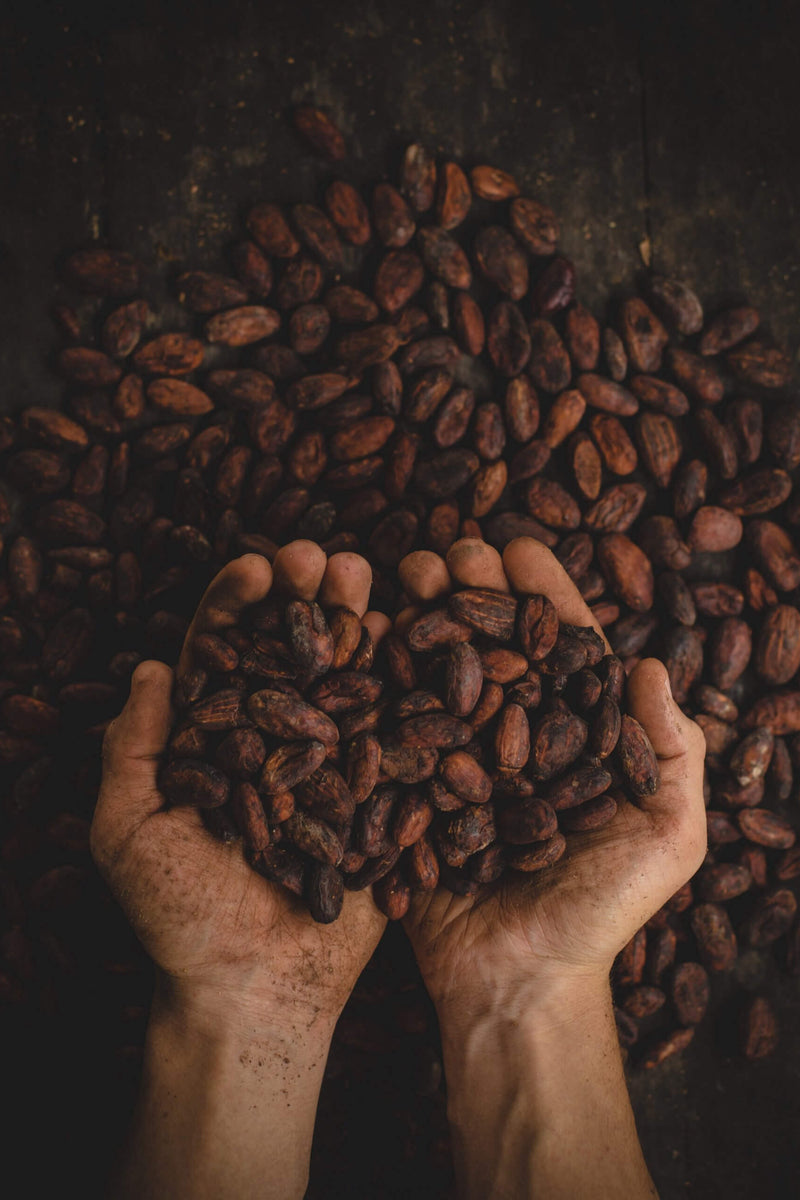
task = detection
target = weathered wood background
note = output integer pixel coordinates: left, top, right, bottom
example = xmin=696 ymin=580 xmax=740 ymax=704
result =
xmin=1 ymin=0 xmax=799 ymax=1195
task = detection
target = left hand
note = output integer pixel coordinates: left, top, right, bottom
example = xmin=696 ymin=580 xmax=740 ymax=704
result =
xmin=90 ymin=541 xmax=389 ymax=1034
xmin=396 ymin=537 xmax=707 ymax=1027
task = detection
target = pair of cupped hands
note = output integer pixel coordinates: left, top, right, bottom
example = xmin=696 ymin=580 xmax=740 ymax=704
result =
xmin=91 ymin=536 xmax=706 ymax=1048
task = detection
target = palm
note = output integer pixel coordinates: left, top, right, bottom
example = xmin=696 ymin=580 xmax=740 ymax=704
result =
xmin=92 ymin=546 xmax=390 ymax=1020
xmin=407 ymin=802 xmax=668 ymax=1001
xmin=108 ymin=799 xmax=384 ymax=1010
xmin=396 ymin=537 xmax=707 ymax=1009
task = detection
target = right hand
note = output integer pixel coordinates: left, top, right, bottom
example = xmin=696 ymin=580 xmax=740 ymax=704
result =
xmin=397 ymin=537 xmax=708 ymax=1023
xmin=91 ymin=541 xmax=389 ymax=1033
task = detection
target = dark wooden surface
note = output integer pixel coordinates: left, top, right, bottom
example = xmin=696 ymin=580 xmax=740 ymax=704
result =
xmin=2 ymin=0 xmax=800 ymax=1195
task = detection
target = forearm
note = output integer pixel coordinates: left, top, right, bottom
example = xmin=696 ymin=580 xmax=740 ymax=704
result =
xmin=111 ymin=980 xmax=335 ymax=1200
xmin=438 ymin=975 xmax=656 ymax=1200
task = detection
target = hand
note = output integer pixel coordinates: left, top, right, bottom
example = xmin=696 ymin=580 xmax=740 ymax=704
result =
xmin=91 ymin=541 xmax=388 ymax=1033
xmin=92 ymin=542 xmax=393 ymax=1198
xmin=397 ymin=536 xmax=707 ymax=1023
xmin=395 ymin=536 xmax=704 ymax=1200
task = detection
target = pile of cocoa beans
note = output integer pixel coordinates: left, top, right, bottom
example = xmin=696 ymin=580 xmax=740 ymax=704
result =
xmin=161 ymin=597 xmax=385 ymax=923
xmin=383 ymin=592 xmax=660 ymax=889
xmin=0 ymin=102 xmax=798 ymax=1111
xmin=160 ymin=587 xmax=660 ymax=923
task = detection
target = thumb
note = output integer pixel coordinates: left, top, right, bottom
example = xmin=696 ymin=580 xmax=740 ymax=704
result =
xmin=95 ymin=661 xmax=174 ymax=848
xmin=625 ymin=658 xmax=707 ymax=858
xmin=626 ymin=658 xmax=691 ymax=761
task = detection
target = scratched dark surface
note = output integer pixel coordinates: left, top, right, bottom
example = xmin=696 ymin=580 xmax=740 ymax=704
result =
xmin=1 ymin=0 xmax=800 ymax=1195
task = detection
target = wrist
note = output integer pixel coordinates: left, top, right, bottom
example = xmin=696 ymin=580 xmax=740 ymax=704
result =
xmin=152 ymin=969 xmax=338 ymax=1053
xmin=121 ymin=971 xmax=334 ymax=1200
xmin=434 ymin=974 xmax=653 ymax=1200
xmin=434 ymin=964 xmax=612 ymax=1050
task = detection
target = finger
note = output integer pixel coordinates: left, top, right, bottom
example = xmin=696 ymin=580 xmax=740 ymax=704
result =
xmin=502 ymin=537 xmax=609 ymax=648
xmin=395 ymin=605 xmax=421 ymax=636
xmin=626 ymin=659 xmax=697 ymax=760
xmin=446 ymin=538 xmax=509 ymax=592
xmin=272 ymin=540 xmax=328 ymax=601
xmin=318 ymin=552 xmax=372 ymax=618
xmin=97 ymin=661 xmax=174 ymax=834
xmin=363 ymin=610 xmax=391 ymax=645
xmin=626 ymin=658 xmax=707 ymax=846
xmin=179 ymin=554 xmax=273 ymax=675
xmin=398 ymin=551 xmax=451 ymax=604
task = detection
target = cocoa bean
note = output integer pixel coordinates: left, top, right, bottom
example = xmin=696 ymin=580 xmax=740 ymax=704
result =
xmin=525 ymin=477 xmax=580 ymax=530
xmin=160 ymin=759 xmax=230 ymax=809
xmin=583 ymin=485 xmax=645 ymax=536
xmin=497 ymin=797 xmax=557 ymax=844
xmin=417 ymin=227 xmax=471 ymax=289
xmin=380 ymin=744 xmax=438 ymax=783
xmin=742 ymin=889 xmax=797 ymax=947
xmin=700 ymin=305 xmax=759 ymax=355
xmin=720 ymin=469 xmax=792 ymax=517
xmin=439 ymin=751 xmax=492 ymax=804
xmin=617 ymin=715 xmax=659 ymax=797
xmin=671 ymin=962 xmax=710 ymax=1025
xmin=284 ymin=812 xmax=343 ymax=866
xmin=615 ymin=929 xmax=647 ymax=987
xmin=395 ymin=714 xmax=472 ymax=750
xmin=709 ymin=618 xmax=752 ymax=691
xmin=371 ymin=184 xmax=415 ymax=248
xmin=620 ymin=298 xmax=668 ymax=373
xmin=492 ymin=703 xmax=530 ymax=772
xmin=673 ymin=459 xmax=708 ymax=520
xmin=729 ymin=341 xmax=792 ymax=388
xmin=528 ymin=321 xmax=572 ymax=394
xmin=691 ymin=903 xmax=738 ymax=972
xmin=695 ymin=407 xmax=739 ymax=480
xmin=474 ymin=226 xmax=528 ymax=299
xmin=392 ymin=791 xmax=434 ymax=848
xmin=135 ymin=332 xmax=205 ymax=375
xmin=648 ymin=276 xmax=704 ymax=335
xmin=597 ymin=535 xmax=654 ymax=611
xmin=509 ymin=197 xmax=559 ymax=256
xmin=406 ymin=835 xmax=440 ymax=891
xmin=505 ymin=832 xmax=566 ymax=872
xmin=296 ymin=764 xmax=355 ymax=825
xmin=696 ymin=864 xmax=752 ymax=903
xmin=589 ymin=412 xmax=637 ymax=475
xmin=529 ymin=711 xmax=588 ymax=780
xmin=687 ymin=507 xmax=743 ymax=553
xmin=564 ymin=303 xmax=600 ymax=370
xmin=445 ymin=643 xmax=483 ymax=717
xmin=487 ymin=301 xmax=531 ymax=376
xmin=568 ymin=431 xmax=603 ymax=499
xmin=448 ymin=589 xmax=517 ymax=641
xmin=663 ymin=626 xmax=705 ymax=704
xmin=373 ymin=868 xmax=412 ymax=920
xmin=740 ymin=996 xmax=779 ymax=1060
xmin=248 ymin=690 xmax=338 ymax=744
xmin=737 ymin=808 xmax=796 ymax=849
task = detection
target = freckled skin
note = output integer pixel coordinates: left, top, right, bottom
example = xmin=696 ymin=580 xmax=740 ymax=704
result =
xmin=94 ymin=537 xmax=706 ymax=1200
xmin=92 ymin=545 xmax=391 ymax=1198
xmin=392 ymin=535 xmax=707 ymax=999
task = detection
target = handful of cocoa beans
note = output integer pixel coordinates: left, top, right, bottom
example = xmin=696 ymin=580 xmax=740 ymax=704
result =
xmin=159 ymin=596 xmax=383 ymax=923
xmin=159 ymin=579 xmax=659 ymax=923
xmin=381 ymin=587 xmax=659 ymax=897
